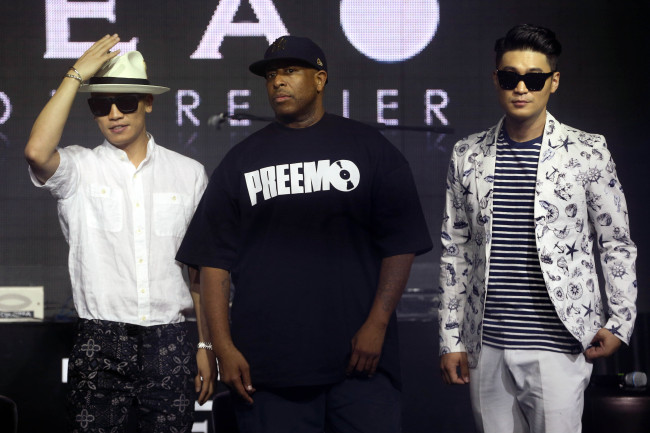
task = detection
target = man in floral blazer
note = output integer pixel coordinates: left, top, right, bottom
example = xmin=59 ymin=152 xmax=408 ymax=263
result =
xmin=438 ymin=24 xmax=637 ymax=433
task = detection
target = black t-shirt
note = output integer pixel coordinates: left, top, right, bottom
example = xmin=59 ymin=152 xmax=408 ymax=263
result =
xmin=177 ymin=113 xmax=432 ymax=389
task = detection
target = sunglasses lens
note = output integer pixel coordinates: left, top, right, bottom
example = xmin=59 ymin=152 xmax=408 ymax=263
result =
xmin=497 ymin=70 xmax=518 ymax=90
xmin=88 ymin=98 xmax=112 ymax=116
xmin=523 ymin=75 xmax=547 ymax=91
xmin=115 ymin=95 xmax=141 ymax=113
xmin=87 ymin=95 xmax=141 ymax=116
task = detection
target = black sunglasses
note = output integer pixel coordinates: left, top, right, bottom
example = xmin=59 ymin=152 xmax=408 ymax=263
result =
xmin=496 ymin=70 xmax=555 ymax=91
xmin=87 ymin=94 xmax=144 ymax=117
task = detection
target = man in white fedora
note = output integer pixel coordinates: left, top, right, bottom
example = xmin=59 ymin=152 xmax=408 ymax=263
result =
xmin=24 ymin=34 xmax=215 ymax=432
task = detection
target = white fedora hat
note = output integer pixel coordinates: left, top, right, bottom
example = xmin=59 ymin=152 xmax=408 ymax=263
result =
xmin=78 ymin=51 xmax=169 ymax=94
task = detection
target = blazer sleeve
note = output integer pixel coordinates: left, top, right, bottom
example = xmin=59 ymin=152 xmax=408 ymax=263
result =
xmin=587 ymin=138 xmax=637 ymax=344
xmin=438 ymin=143 xmax=474 ymax=355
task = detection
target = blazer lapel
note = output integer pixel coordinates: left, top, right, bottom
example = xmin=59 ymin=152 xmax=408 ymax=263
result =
xmin=472 ymin=118 xmax=501 ymax=264
xmin=474 ymin=118 xmax=501 ymax=215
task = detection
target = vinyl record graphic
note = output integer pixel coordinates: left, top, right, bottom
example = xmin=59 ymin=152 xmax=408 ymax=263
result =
xmin=329 ymin=160 xmax=360 ymax=191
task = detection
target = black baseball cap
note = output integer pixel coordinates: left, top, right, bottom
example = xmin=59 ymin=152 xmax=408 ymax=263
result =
xmin=249 ymin=36 xmax=328 ymax=78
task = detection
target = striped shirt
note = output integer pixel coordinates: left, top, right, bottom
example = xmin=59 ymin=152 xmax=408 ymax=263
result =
xmin=483 ymin=129 xmax=580 ymax=353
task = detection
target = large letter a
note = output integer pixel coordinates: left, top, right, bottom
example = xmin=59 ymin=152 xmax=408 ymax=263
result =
xmin=191 ymin=0 xmax=288 ymax=59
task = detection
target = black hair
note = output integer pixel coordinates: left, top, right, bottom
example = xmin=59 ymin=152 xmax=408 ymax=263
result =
xmin=494 ymin=24 xmax=562 ymax=70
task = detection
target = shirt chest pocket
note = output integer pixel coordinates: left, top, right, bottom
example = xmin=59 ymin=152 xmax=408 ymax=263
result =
xmin=153 ymin=193 xmax=192 ymax=237
xmin=85 ymin=184 xmax=124 ymax=232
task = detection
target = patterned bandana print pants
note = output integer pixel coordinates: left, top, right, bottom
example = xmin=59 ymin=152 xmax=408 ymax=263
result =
xmin=67 ymin=319 xmax=197 ymax=433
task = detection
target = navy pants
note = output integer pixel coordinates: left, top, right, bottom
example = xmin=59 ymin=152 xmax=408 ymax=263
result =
xmin=233 ymin=372 xmax=401 ymax=433
xmin=67 ymin=319 xmax=197 ymax=432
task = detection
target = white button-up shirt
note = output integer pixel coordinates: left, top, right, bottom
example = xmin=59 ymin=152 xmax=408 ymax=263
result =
xmin=30 ymin=136 xmax=208 ymax=326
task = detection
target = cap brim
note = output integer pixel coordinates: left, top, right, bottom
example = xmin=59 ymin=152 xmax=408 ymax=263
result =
xmin=249 ymin=58 xmax=323 ymax=77
xmin=78 ymin=84 xmax=170 ymax=95
xmin=249 ymin=59 xmax=271 ymax=77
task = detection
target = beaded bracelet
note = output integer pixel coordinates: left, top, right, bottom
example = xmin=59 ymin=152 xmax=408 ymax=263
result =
xmin=68 ymin=66 xmax=83 ymax=82
xmin=63 ymin=73 xmax=82 ymax=84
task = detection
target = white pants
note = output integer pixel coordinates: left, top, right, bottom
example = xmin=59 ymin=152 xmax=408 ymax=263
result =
xmin=469 ymin=345 xmax=593 ymax=433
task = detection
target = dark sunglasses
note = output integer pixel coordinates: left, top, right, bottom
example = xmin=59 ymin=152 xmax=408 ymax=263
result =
xmin=87 ymin=94 xmax=144 ymax=117
xmin=496 ymin=70 xmax=555 ymax=91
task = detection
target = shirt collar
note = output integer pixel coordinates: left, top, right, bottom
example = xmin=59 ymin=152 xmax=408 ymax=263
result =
xmin=100 ymin=133 xmax=157 ymax=166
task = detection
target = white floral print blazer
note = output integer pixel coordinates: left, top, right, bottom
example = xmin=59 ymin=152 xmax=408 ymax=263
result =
xmin=438 ymin=112 xmax=637 ymax=368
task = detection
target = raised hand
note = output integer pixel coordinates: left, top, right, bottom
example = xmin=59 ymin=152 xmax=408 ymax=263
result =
xmin=72 ymin=34 xmax=122 ymax=82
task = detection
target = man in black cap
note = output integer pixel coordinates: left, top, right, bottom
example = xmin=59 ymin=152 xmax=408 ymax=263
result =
xmin=176 ymin=35 xmax=432 ymax=432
